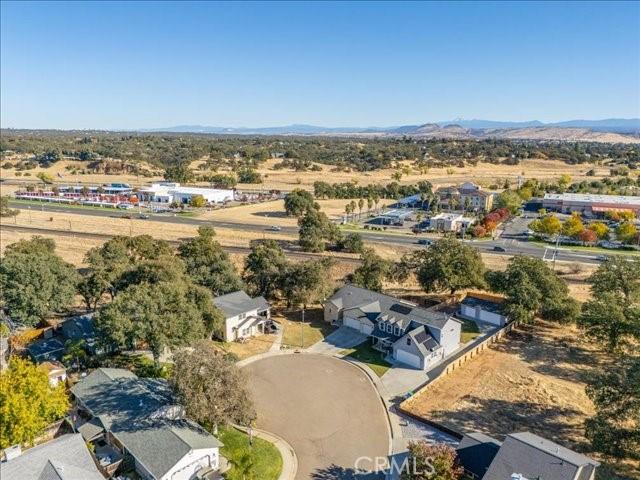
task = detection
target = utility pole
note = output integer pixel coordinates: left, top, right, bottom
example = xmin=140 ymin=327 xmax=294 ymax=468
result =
xmin=301 ymin=307 xmax=305 ymax=349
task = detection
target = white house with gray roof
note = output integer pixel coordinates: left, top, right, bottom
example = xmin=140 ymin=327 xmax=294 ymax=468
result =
xmin=213 ymin=290 xmax=270 ymax=342
xmin=324 ymin=285 xmax=461 ymax=370
xmin=70 ymin=368 xmax=223 ymax=480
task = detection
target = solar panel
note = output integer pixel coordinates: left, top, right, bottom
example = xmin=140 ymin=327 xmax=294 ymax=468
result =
xmin=390 ymin=304 xmax=412 ymax=315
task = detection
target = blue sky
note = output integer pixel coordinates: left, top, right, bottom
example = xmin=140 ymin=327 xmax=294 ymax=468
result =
xmin=1 ymin=1 xmax=639 ymax=129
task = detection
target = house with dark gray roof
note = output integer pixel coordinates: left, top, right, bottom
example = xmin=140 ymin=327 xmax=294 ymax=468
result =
xmin=213 ymin=290 xmax=270 ymax=342
xmin=325 ymin=285 xmax=461 ymax=370
xmin=61 ymin=313 xmax=101 ymax=354
xmin=2 ymin=433 xmax=105 ymax=480
xmin=456 ymin=431 xmax=599 ymax=480
xmin=70 ymin=368 xmax=223 ymax=480
xmin=27 ymin=337 xmax=65 ymax=362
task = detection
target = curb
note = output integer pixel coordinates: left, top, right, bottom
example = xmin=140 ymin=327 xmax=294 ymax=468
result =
xmin=232 ymin=424 xmax=298 ymax=480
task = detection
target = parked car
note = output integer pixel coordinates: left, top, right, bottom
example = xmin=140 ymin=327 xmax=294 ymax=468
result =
xmin=267 ymin=225 xmax=282 ymax=231
xmin=117 ymin=203 xmax=134 ymax=210
xmin=267 ymin=322 xmax=280 ymax=333
xmin=493 ymin=245 xmax=507 ymax=252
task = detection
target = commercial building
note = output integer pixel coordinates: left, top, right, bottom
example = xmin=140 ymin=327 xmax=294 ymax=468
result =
xmin=138 ymin=182 xmax=235 ymax=205
xmin=428 ymin=213 xmax=475 ymax=232
xmin=542 ymin=193 xmax=640 ymax=217
xmin=437 ymin=182 xmax=495 ymax=212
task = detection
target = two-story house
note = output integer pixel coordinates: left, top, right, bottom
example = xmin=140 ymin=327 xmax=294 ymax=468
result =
xmin=324 ymin=285 xmax=461 ymax=370
xmin=213 ymin=290 xmax=271 ymax=342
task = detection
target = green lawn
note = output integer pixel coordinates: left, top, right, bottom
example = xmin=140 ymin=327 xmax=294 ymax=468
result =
xmin=219 ymin=426 xmax=283 ymax=480
xmin=460 ymin=318 xmax=481 ymax=343
xmin=340 ymin=341 xmax=392 ymax=377
xmin=278 ymin=308 xmax=336 ymax=348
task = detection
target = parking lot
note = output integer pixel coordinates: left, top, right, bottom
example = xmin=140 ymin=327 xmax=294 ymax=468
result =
xmin=243 ymin=354 xmax=390 ymax=479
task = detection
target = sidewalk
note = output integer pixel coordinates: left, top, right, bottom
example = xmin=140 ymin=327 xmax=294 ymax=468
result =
xmin=233 ymin=424 xmax=298 ymax=480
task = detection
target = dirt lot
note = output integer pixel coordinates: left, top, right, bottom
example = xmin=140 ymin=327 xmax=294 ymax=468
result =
xmin=198 ymin=198 xmax=393 ymax=226
xmin=401 ymin=320 xmax=620 ymax=457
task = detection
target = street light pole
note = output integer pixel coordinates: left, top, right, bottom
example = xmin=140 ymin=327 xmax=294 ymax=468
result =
xmin=301 ymin=307 xmax=305 ymax=348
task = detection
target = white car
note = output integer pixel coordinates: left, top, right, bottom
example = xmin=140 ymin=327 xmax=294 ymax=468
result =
xmin=268 ymin=225 xmax=282 ymax=231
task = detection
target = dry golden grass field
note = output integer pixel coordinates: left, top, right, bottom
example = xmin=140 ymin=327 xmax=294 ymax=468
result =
xmin=1 ymin=155 xmax=615 ymax=194
xmin=401 ymin=320 xmax=637 ymax=479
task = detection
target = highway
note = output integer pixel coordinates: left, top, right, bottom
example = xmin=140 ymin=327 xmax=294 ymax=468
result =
xmin=5 ymin=201 xmax=615 ymax=265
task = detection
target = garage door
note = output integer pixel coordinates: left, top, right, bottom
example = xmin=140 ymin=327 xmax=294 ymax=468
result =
xmin=344 ymin=317 xmax=362 ymax=332
xmin=479 ymin=310 xmax=504 ymax=326
xmin=462 ymin=305 xmax=477 ymax=319
xmin=395 ymin=349 xmax=422 ymax=369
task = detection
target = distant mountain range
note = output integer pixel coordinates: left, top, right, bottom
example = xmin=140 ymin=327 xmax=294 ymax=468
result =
xmin=140 ymin=118 xmax=640 ymax=143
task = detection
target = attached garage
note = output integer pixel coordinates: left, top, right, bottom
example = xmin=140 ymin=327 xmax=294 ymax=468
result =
xmin=344 ymin=316 xmax=374 ymax=335
xmin=395 ymin=349 xmax=422 ymax=369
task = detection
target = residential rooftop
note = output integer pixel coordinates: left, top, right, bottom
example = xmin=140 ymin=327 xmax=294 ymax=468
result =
xmin=2 ymin=433 xmax=104 ymax=480
xmin=212 ymin=290 xmax=269 ymax=318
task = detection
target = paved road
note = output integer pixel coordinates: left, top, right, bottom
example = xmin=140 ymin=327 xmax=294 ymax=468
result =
xmin=243 ymin=354 xmax=389 ymax=479
xmin=7 ymin=201 xmax=612 ymax=265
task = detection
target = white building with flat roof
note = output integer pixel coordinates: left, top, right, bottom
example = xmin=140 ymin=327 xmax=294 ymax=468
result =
xmin=139 ymin=182 xmax=235 ymax=204
xmin=429 ymin=213 xmax=475 ymax=232
xmin=542 ymin=193 xmax=640 ymax=216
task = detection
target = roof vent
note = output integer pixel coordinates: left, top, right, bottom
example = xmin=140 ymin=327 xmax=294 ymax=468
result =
xmin=4 ymin=445 xmax=22 ymax=461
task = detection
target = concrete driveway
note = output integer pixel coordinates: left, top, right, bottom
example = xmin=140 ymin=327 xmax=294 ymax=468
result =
xmin=307 ymin=326 xmax=368 ymax=355
xmin=244 ymin=354 xmax=390 ymax=479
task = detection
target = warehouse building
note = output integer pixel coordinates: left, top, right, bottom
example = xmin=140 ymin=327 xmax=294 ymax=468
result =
xmin=138 ymin=182 xmax=235 ymax=204
xmin=542 ymin=193 xmax=640 ymax=217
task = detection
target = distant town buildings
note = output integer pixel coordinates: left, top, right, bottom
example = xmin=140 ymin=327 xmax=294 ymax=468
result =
xmin=542 ymin=193 xmax=640 ymax=217
xmin=437 ymin=182 xmax=495 ymax=212
xmin=428 ymin=213 xmax=475 ymax=232
xmin=138 ymin=182 xmax=235 ymax=205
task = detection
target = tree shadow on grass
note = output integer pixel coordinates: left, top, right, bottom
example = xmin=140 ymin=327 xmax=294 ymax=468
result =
xmin=491 ymin=323 xmax=597 ymax=384
xmin=428 ymin=396 xmax=589 ymax=452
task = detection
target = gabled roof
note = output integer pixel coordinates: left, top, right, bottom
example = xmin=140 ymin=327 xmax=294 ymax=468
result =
xmin=61 ymin=314 xmax=96 ymax=342
xmin=483 ymin=432 xmax=599 ymax=480
xmin=2 ymin=434 xmax=104 ymax=480
xmin=328 ymin=285 xmax=456 ymax=331
xmin=393 ymin=325 xmax=441 ymax=357
xmin=113 ymin=419 xmax=222 ymax=479
xmin=71 ymin=368 xmax=222 ymax=479
xmin=456 ymin=432 xmax=502 ymax=480
xmin=213 ymin=290 xmax=269 ymax=318
xmin=27 ymin=337 xmax=65 ymax=361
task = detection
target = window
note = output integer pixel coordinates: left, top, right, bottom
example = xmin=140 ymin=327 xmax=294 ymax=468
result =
xmin=386 ymin=324 xmax=392 ymax=333
xmin=406 ymin=338 xmax=411 ymax=346
xmin=394 ymin=326 xmax=400 ymax=336
xmin=238 ymin=313 xmax=246 ymax=320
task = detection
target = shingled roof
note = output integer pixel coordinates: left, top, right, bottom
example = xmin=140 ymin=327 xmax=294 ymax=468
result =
xmin=212 ymin=290 xmax=269 ymax=318
xmin=327 ymin=284 xmax=455 ymax=331
xmin=3 ymin=434 xmax=104 ymax=480
xmin=71 ymin=368 xmax=222 ymax=479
